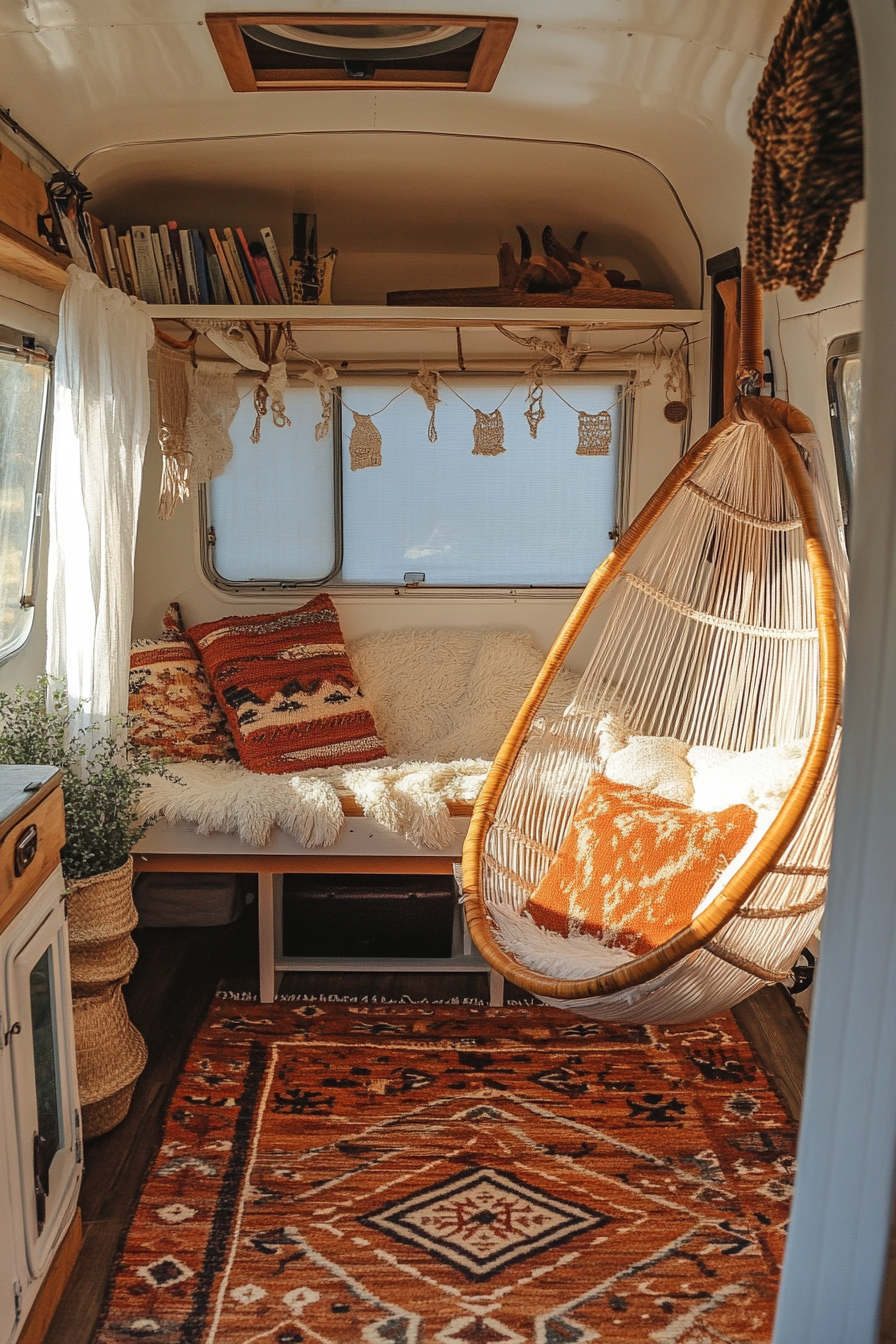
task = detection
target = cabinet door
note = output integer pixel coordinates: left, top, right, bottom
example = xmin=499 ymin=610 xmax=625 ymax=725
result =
xmin=5 ymin=867 xmax=81 ymax=1280
xmin=0 ymin=1059 xmax=23 ymax=1344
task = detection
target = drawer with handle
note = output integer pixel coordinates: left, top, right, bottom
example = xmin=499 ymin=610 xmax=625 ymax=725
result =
xmin=0 ymin=782 xmax=66 ymax=936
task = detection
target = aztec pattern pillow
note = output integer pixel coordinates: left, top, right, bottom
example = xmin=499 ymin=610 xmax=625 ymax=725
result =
xmin=129 ymin=604 xmax=234 ymax=761
xmin=187 ymin=594 xmax=387 ymax=774
xmin=525 ymin=776 xmax=756 ymax=955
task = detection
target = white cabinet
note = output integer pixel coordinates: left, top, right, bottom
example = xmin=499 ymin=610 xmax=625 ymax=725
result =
xmin=0 ymin=865 xmax=81 ymax=1343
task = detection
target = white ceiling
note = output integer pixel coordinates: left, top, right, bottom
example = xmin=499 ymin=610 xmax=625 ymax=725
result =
xmin=0 ymin=0 xmax=789 ymax=282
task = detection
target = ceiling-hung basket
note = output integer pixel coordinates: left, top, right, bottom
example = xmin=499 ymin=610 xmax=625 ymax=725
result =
xmin=461 ymin=269 xmax=847 ymax=1022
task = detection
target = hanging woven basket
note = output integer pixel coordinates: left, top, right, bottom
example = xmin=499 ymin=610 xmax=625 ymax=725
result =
xmin=67 ymin=856 xmax=138 ymax=945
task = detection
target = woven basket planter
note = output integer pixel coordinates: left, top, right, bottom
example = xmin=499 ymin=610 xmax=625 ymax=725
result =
xmin=67 ymin=856 xmax=138 ymax=945
xmin=72 ymin=979 xmax=147 ymax=1138
xmin=69 ymin=932 xmax=139 ymax=989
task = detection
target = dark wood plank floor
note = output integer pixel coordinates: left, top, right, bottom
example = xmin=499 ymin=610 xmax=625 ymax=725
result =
xmin=43 ymin=903 xmax=809 ymax=1344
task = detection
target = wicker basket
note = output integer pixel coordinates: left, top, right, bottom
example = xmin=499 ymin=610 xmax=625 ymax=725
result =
xmin=82 ymin=1079 xmax=139 ymax=1141
xmin=72 ymin=980 xmax=147 ymax=1135
xmin=69 ymin=932 xmax=139 ymax=989
xmin=67 ymin=857 xmax=137 ymax=945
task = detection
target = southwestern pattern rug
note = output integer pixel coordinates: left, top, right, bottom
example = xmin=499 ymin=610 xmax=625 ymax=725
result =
xmin=97 ymin=1001 xmax=796 ymax=1343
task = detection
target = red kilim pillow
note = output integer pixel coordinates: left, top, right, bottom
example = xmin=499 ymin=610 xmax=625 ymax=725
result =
xmin=128 ymin=604 xmax=234 ymax=761
xmin=187 ymin=594 xmax=387 ymax=774
xmin=525 ymin=776 xmax=756 ymax=955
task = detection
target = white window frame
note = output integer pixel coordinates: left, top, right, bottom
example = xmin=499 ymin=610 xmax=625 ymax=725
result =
xmin=199 ymin=366 xmax=633 ymax=598
xmin=0 ymin=333 xmax=52 ymax=665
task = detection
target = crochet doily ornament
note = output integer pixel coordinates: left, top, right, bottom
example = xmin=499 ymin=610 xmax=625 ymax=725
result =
xmin=472 ymin=408 xmax=506 ymax=456
xmin=349 ymin=412 xmax=383 ymax=470
xmin=576 ymin=410 xmax=612 ymax=456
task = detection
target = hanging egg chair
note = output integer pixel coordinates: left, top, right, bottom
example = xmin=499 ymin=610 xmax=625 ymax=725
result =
xmin=462 ymin=270 xmax=848 ymax=1022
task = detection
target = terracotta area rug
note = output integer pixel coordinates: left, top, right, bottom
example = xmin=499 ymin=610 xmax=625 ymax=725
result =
xmin=97 ymin=1001 xmax=795 ymax=1343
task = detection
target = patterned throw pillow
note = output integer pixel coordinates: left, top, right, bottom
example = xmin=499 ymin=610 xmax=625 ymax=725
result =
xmin=525 ymin=776 xmax=756 ymax=955
xmin=187 ymin=594 xmax=387 ymax=774
xmin=129 ymin=605 xmax=234 ymax=761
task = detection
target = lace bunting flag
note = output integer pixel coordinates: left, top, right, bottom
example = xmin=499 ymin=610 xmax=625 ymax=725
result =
xmin=349 ymin=412 xmax=382 ymax=470
xmin=576 ymin=409 xmax=612 ymax=456
xmin=472 ymin=408 xmax=506 ymax=456
xmin=410 ymin=366 xmax=440 ymax=442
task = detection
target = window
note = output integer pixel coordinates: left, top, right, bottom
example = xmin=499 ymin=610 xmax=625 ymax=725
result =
xmin=204 ymin=372 xmax=626 ymax=591
xmin=0 ymin=344 xmax=51 ymax=662
xmin=827 ymin=333 xmax=861 ymax=548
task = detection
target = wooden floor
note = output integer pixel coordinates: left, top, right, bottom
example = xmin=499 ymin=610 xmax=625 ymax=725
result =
xmin=43 ymin=902 xmax=810 ymax=1344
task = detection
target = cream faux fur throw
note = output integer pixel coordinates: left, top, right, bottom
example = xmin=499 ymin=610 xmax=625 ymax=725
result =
xmin=139 ymin=627 xmax=579 ymax=850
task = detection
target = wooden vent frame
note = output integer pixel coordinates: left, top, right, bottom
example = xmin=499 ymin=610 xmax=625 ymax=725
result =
xmin=206 ymin=12 xmax=517 ymax=92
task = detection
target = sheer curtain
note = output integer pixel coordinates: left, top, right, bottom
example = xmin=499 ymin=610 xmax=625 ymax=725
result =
xmin=47 ymin=267 xmax=154 ymax=732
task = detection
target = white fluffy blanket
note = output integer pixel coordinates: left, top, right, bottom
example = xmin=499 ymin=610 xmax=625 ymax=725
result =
xmin=139 ymin=627 xmax=579 ymax=850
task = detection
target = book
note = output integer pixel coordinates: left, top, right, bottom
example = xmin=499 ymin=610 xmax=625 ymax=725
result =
xmin=209 ymin=228 xmax=240 ymax=302
xmin=121 ymin=232 xmax=141 ymax=298
xmin=167 ymin=222 xmax=189 ymax=303
xmin=158 ymin=226 xmax=179 ymax=303
xmin=150 ymin=231 xmax=170 ymax=302
xmin=179 ymin=229 xmax=199 ymax=304
xmin=205 ymin=246 xmax=229 ymax=304
xmin=190 ymin=230 xmax=211 ymax=304
xmin=84 ymin=213 xmax=108 ymax=284
xmin=223 ymin=228 xmax=255 ymax=304
xmin=100 ymin=227 xmax=122 ymax=290
xmin=107 ymin=226 xmax=131 ymax=294
xmin=236 ymin=228 xmax=265 ymax=298
xmin=260 ymin=227 xmax=289 ymax=301
xmin=249 ymin=241 xmax=283 ymax=304
xmin=131 ymin=226 xmax=163 ymax=304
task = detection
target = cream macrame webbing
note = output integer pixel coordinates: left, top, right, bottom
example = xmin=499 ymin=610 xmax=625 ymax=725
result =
xmin=156 ymin=341 xmax=194 ymax=520
xmin=349 ymin=413 xmax=382 ymax=470
xmin=184 ymin=359 xmax=240 ymax=487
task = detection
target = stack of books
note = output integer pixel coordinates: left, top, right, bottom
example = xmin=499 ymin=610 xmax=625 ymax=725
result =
xmin=81 ymin=218 xmax=293 ymax=305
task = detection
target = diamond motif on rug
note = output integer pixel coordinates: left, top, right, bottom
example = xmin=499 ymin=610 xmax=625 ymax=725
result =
xmin=362 ymin=1166 xmax=610 ymax=1279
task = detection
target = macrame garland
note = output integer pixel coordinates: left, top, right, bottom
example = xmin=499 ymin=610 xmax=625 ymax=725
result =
xmin=524 ymin=372 xmax=546 ymax=439
xmin=250 ymin=360 xmax=291 ymax=444
xmin=472 ymin=408 xmax=506 ymax=456
xmin=299 ymin=361 xmax=337 ymax=442
xmin=349 ymin=413 xmax=383 ymax=470
xmin=156 ymin=341 xmax=195 ymax=520
xmin=184 ymin=359 xmax=240 ymax=487
xmin=576 ymin=410 xmax=612 ymax=456
xmin=410 ymin=365 xmax=440 ymax=442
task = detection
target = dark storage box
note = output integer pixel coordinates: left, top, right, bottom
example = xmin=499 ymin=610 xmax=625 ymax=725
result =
xmin=282 ymin=874 xmax=456 ymax=958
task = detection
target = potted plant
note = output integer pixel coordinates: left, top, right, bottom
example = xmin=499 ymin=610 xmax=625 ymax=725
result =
xmin=0 ymin=679 xmax=162 ymax=1137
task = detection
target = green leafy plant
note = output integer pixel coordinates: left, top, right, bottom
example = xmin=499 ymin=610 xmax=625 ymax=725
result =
xmin=0 ymin=679 xmax=163 ymax=881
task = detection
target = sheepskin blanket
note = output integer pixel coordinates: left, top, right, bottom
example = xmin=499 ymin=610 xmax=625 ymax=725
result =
xmin=139 ymin=628 xmax=579 ymax=850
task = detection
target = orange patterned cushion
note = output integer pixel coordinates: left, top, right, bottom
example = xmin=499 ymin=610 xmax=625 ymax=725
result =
xmin=188 ymin=594 xmax=387 ymax=774
xmin=525 ymin=776 xmax=756 ymax=955
xmin=128 ymin=604 xmax=234 ymax=761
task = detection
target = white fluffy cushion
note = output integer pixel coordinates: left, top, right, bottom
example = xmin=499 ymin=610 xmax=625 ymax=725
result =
xmin=346 ymin=628 xmax=579 ymax=762
xmin=687 ymin=739 xmax=809 ymax=815
xmin=604 ymin=733 xmax=694 ymax=804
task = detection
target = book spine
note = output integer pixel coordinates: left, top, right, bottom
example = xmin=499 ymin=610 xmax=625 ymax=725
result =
xmin=86 ymin=214 xmax=108 ymax=283
xmin=122 ymin=233 xmax=141 ymax=298
xmin=100 ymin=228 xmax=122 ymax=290
xmin=149 ymin=232 xmax=170 ymax=303
xmin=107 ymin=226 xmax=131 ymax=295
xmin=236 ymin=228 xmax=265 ymax=299
xmin=179 ymin=229 xmax=199 ymax=304
xmin=223 ymin=229 xmax=254 ymax=304
xmin=158 ymin=226 xmax=180 ymax=303
xmin=191 ymin=230 xmax=211 ymax=304
xmin=250 ymin=244 xmax=283 ymax=304
xmin=131 ymin=226 xmax=163 ymax=304
xmin=167 ymin=222 xmax=189 ymax=303
xmin=205 ymin=248 xmax=229 ymax=304
xmin=209 ymin=228 xmax=240 ymax=302
xmin=260 ymin=226 xmax=289 ymax=301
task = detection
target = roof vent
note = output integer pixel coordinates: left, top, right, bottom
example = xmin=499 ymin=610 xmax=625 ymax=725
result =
xmin=206 ymin=12 xmax=517 ymax=92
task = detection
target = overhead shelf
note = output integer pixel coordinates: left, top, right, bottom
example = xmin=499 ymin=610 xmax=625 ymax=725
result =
xmin=0 ymin=220 xmax=69 ymax=292
xmin=151 ymin=304 xmax=705 ymax=329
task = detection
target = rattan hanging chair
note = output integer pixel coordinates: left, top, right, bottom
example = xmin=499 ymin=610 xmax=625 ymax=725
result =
xmin=462 ymin=271 xmax=848 ymax=1022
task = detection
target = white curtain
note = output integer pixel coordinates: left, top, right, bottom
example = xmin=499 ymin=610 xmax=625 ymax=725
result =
xmin=47 ymin=267 xmax=154 ymax=733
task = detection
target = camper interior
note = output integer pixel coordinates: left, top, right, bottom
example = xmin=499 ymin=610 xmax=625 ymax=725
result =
xmin=0 ymin=2 xmax=892 ymax=1341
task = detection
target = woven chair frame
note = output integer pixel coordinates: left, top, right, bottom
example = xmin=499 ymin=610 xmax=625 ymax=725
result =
xmin=461 ymin=393 xmax=843 ymax=1008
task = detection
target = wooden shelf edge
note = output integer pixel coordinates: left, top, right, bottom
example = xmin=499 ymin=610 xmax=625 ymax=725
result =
xmin=0 ymin=220 xmax=69 ymax=292
xmin=152 ymin=304 xmax=704 ymax=327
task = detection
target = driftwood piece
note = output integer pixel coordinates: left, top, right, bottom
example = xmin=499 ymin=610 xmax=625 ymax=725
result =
xmin=386 ymin=285 xmax=674 ymax=309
